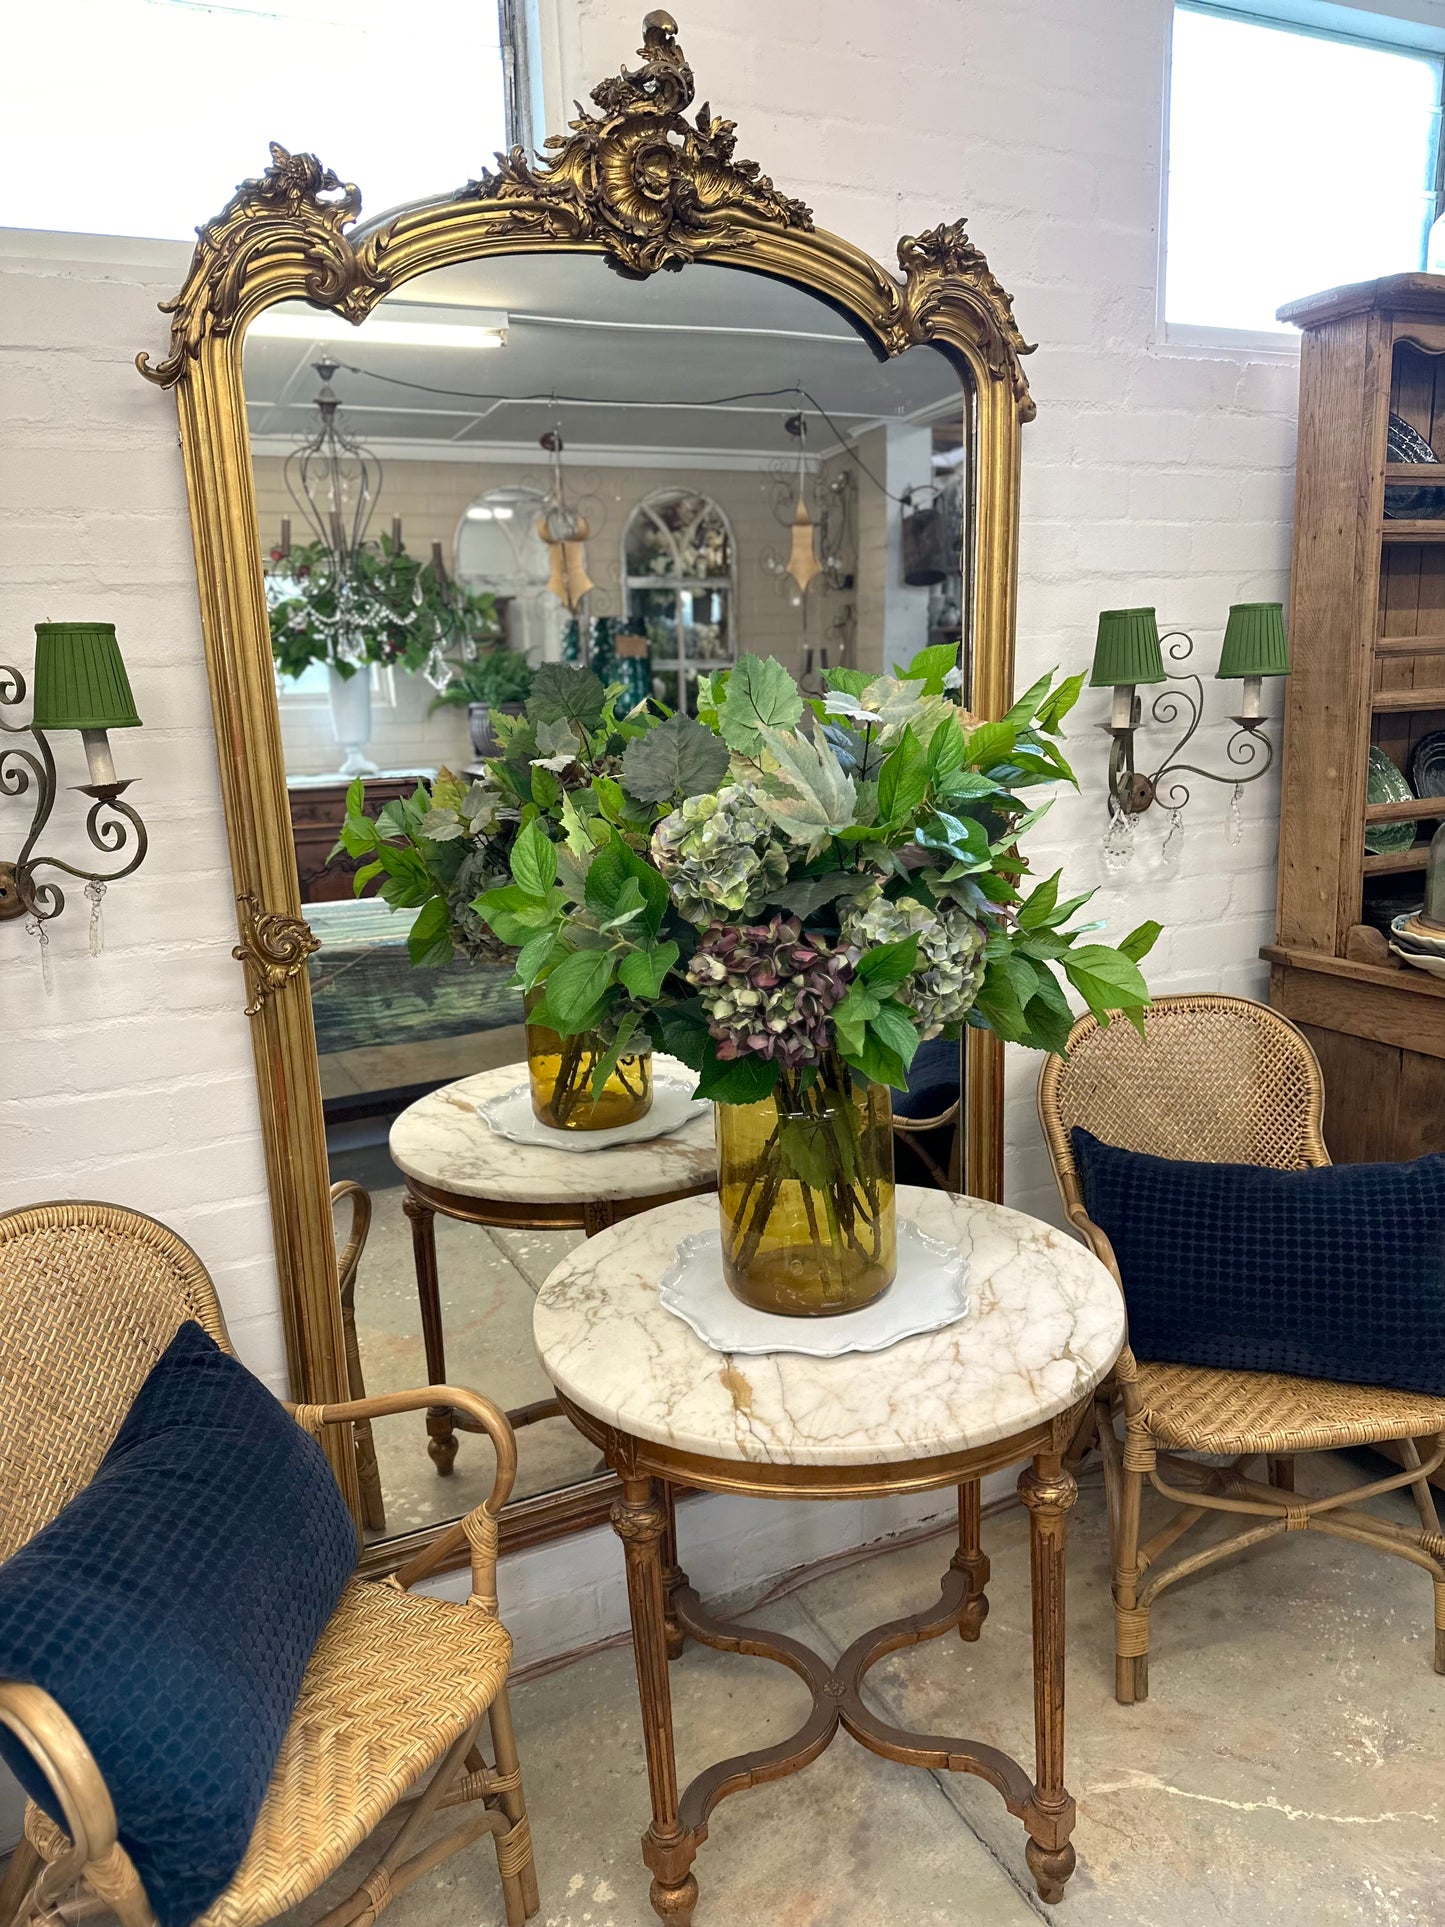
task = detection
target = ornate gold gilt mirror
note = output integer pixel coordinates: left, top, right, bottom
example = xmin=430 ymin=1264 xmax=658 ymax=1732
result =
xmin=141 ymin=9 xmax=1034 ymax=1564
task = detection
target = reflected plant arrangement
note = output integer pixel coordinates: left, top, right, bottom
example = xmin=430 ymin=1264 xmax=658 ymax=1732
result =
xmin=338 ymin=647 xmax=1158 ymax=1291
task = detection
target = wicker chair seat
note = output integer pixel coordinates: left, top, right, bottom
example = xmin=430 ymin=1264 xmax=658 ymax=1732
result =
xmin=1133 ymin=1358 xmax=1445 ymax=1457
xmin=25 ymin=1577 xmax=513 ymax=1927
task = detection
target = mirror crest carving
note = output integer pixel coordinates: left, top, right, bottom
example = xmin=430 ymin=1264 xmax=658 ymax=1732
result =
xmin=141 ymin=10 xmax=1033 ymax=1560
xmin=139 ymin=10 xmax=1032 ymax=417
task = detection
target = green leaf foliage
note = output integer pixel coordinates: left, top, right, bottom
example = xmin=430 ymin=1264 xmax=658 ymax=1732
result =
xmin=542 ymin=948 xmax=617 ymax=1033
xmin=1060 ymin=944 xmax=1152 ymax=1031
xmin=618 ymin=941 xmax=681 ymax=1002
xmin=527 ymin=662 xmax=606 ymax=730
xmin=899 ymin=643 xmax=960 ymax=695
xmin=719 ymin=655 xmax=804 ymax=756
xmin=406 ymin=895 xmax=454 ymax=968
xmin=693 ymin=1044 xmax=781 ymax=1104
xmin=756 ymin=725 xmax=856 ymax=854
xmin=876 ymin=724 xmax=928 ymax=824
xmin=622 ymin=713 xmax=731 ymax=801
xmin=584 ymin=833 xmax=669 ymax=939
xmin=510 ymin=817 xmax=557 ymax=898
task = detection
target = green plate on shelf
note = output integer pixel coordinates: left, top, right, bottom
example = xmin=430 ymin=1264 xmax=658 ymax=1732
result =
xmin=1365 ymin=746 xmax=1419 ymax=855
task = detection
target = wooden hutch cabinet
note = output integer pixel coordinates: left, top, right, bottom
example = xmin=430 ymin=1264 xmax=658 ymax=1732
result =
xmin=1268 ymin=274 xmax=1445 ymax=1161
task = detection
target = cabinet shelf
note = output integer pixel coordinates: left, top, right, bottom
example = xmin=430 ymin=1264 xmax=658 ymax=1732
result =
xmin=1363 ymin=797 xmax=1445 ymax=822
xmin=1375 ymin=634 xmax=1445 ymax=656
xmin=1385 ymin=464 xmax=1445 ymax=483
xmin=1381 ymin=521 xmax=1445 ymax=541
xmin=1370 ymin=687 xmax=1445 ymax=711
xmin=1362 ymin=847 xmax=1430 ymax=874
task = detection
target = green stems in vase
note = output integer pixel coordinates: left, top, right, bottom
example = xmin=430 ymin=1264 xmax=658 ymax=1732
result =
xmin=717 ymin=1051 xmax=895 ymax=1314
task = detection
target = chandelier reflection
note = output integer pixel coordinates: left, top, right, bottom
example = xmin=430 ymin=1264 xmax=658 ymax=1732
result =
xmin=272 ymin=361 xmax=451 ymax=691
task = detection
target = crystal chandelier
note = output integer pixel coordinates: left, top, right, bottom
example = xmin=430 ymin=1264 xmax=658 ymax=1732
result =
xmin=274 ymin=362 xmax=449 ymax=687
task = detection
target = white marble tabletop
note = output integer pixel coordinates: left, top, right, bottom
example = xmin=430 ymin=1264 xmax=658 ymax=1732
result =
xmin=389 ymin=1058 xmax=717 ymax=1205
xmin=532 ymin=1188 xmax=1125 ymax=1466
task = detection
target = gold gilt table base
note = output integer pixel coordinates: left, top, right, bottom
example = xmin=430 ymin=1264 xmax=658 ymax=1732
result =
xmin=558 ymin=1395 xmax=1082 ymax=1926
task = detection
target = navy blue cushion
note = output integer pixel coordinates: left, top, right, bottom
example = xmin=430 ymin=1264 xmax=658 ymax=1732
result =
xmin=1071 ymin=1131 xmax=1445 ymax=1393
xmin=0 ymin=1322 xmax=356 ymax=1927
xmin=896 ymin=1037 xmax=960 ymax=1121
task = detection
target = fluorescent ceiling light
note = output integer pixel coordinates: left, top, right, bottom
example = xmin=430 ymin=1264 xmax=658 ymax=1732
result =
xmin=466 ymin=504 xmax=515 ymax=521
xmin=250 ymin=304 xmax=508 ymax=349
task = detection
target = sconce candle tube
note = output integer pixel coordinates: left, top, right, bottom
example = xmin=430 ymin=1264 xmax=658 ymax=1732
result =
xmin=1109 ymin=684 xmax=1135 ymax=731
xmin=1238 ymin=675 xmax=1264 ymax=723
xmin=80 ymin=729 xmax=116 ymax=786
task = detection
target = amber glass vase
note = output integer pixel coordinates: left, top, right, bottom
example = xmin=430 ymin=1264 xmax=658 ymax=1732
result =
xmin=525 ymin=992 xmax=653 ymax=1132
xmin=715 ymin=1052 xmax=896 ymax=1315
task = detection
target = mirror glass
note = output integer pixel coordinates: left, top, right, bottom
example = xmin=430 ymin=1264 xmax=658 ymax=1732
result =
xmin=243 ymin=251 xmax=974 ymax=1543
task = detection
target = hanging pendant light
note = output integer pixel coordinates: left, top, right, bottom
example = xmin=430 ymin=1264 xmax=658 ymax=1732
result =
xmin=781 ymin=411 xmax=822 ymax=597
xmin=537 ymin=427 xmax=594 ymax=611
xmin=785 ymin=493 xmax=822 ymax=595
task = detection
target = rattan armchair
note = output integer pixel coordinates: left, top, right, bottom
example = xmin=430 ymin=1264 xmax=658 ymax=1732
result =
xmin=1037 ymin=994 xmax=1445 ymax=1703
xmin=0 ymin=1201 xmax=539 ymax=1927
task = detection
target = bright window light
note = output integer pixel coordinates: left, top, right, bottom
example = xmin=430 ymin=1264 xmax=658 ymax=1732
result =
xmin=0 ymin=0 xmax=508 ymax=243
xmin=1165 ymin=5 xmax=1443 ymax=333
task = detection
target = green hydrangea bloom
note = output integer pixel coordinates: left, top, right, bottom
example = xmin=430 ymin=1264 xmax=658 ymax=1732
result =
xmin=842 ymin=892 xmax=987 ymax=1039
xmin=650 ymin=785 xmax=789 ymax=925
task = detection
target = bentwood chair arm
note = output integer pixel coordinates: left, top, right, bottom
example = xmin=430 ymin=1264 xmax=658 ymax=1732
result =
xmin=287 ymin=1387 xmax=518 ymax=1607
xmin=0 ymin=1681 xmax=156 ymax=1927
xmin=328 ymin=1180 xmax=371 ymax=1318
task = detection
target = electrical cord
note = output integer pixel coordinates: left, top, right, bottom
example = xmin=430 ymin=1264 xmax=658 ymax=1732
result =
xmin=321 ymin=361 xmax=926 ymax=504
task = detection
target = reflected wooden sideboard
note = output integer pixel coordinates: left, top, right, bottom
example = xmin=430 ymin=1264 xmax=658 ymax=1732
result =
xmin=287 ymin=773 xmax=427 ymax=903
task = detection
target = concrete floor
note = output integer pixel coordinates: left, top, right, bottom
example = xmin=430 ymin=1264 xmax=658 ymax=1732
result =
xmin=290 ymin=1452 xmax=1445 ymax=1927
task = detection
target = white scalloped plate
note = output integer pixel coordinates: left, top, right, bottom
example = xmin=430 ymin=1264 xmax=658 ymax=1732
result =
xmin=656 ymin=1218 xmax=970 ymax=1357
xmin=476 ymin=1074 xmax=707 ymax=1152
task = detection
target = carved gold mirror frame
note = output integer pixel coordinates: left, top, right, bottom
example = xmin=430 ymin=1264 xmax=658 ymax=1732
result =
xmin=140 ymin=8 xmax=1035 ymax=1553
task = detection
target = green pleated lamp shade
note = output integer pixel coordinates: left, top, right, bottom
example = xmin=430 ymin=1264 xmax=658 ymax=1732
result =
xmin=1090 ymin=607 xmax=1165 ymax=687
xmin=1216 ymin=602 xmax=1289 ymax=679
xmin=30 ymin=623 xmax=141 ymax=730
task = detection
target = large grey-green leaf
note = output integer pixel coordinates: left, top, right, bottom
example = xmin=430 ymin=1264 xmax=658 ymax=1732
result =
xmin=755 ymin=725 xmax=856 ymax=858
xmin=527 ymin=662 xmax=606 ymax=729
xmin=718 ymin=655 xmax=803 ymax=756
xmin=622 ymin=713 xmax=730 ymax=801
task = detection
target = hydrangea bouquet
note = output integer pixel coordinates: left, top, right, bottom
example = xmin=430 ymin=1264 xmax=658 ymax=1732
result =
xmin=338 ymin=649 xmax=1157 ymax=1310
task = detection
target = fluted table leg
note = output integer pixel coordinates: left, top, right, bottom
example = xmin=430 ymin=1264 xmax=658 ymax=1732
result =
xmin=1019 ymin=1451 xmax=1079 ymax=1905
xmin=612 ymin=1478 xmax=700 ymax=1926
xmin=951 ymin=1478 xmax=990 ymax=1641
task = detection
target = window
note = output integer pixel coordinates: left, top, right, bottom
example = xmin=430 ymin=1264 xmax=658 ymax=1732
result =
xmin=623 ymin=492 xmax=736 ymax=714
xmin=1 ymin=0 xmax=514 ymax=242
xmin=1165 ymin=4 xmax=1443 ymax=334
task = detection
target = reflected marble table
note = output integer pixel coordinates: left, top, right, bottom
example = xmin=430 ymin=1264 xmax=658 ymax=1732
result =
xmin=388 ymin=1058 xmax=716 ymax=1475
xmin=533 ymin=1187 xmax=1125 ymax=1925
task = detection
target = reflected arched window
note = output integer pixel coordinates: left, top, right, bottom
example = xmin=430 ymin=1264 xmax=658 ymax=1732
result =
xmin=623 ymin=490 xmax=736 ymax=712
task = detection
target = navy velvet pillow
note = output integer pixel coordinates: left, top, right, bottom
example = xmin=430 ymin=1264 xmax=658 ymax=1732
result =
xmin=1071 ymin=1130 xmax=1445 ymax=1393
xmin=0 ymin=1321 xmax=356 ymax=1927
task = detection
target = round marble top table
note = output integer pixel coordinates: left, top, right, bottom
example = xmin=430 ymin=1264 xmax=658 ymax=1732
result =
xmin=386 ymin=1058 xmax=715 ymax=1477
xmin=533 ymin=1186 xmax=1124 ymax=1925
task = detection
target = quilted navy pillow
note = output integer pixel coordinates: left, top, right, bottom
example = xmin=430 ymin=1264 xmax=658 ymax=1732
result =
xmin=0 ymin=1321 xmax=356 ymax=1927
xmin=1071 ymin=1131 xmax=1445 ymax=1393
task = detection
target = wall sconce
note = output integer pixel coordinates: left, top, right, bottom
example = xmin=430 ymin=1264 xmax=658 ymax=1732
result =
xmin=1093 ymin=602 xmax=1289 ymax=871
xmin=0 ymin=622 xmax=148 ymax=987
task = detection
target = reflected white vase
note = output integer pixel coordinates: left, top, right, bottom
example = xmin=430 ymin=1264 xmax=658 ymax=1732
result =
xmin=328 ymin=665 xmax=378 ymax=778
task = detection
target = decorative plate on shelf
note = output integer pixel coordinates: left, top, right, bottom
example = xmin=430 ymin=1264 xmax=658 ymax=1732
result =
xmin=655 ymin=1217 xmax=970 ymax=1358
xmin=1385 ymin=412 xmax=1445 ymax=519
xmin=1365 ymin=746 xmax=1419 ymax=855
xmin=1409 ymin=730 xmax=1445 ymax=798
xmin=476 ymin=1074 xmax=707 ymax=1152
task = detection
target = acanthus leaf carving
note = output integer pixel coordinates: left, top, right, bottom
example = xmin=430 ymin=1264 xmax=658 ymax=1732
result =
xmin=233 ymin=893 xmax=321 ymax=1016
xmin=897 ymin=220 xmax=1036 ymax=419
xmin=457 ymin=9 xmax=813 ymax=277
xmin=138 ymin=143 xmax=375 ymax=388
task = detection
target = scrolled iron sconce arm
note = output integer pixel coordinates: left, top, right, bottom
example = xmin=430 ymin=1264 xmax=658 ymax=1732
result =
xmin=0 ymin=663 xmax=150 ymax=925
xmin=1104 ymin=630 xmax=1277 ymax=820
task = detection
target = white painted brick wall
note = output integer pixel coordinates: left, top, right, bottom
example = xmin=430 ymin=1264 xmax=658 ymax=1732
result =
xmin=0 ymin=0 xmax=1303 ymax=1764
